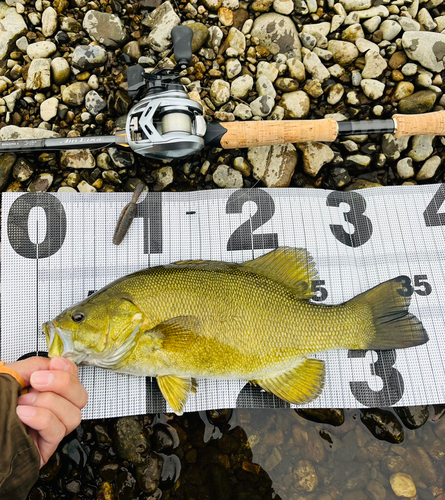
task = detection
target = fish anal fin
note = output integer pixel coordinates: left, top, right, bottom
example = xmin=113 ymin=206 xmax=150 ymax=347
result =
xmin=157 ymin=375 xmax=197 ymax=415
xmin=253 ymin=358 xmax=325 ymax=405
xmin=240 ymin=247 xmax=318 ymax=299
xmin=148 ymin=316 xmax=202 ymax=352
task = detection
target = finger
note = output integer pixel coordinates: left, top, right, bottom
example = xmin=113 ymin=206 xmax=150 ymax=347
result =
xmin=5 ymin=357 xmax=51 ymax=387
xmin=49 ymin=357 xmax=79 ymax=377
xmin=18 ymin=392 xmax=82 ymax=436
xmin=16 ymin=405 xmax=67 ymax=468
xmin=30 ymin=370 xmax=88 ymax=409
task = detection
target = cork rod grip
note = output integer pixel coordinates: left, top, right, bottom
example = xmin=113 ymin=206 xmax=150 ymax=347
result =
xmin=394 ymin=111 xmax=445 ymax=138
xmin=218 ymin=119 xmax=339 ymax=149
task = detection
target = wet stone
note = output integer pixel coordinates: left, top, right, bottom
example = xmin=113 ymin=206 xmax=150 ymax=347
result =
xmin=113 ymin=416 xmax=150 ymax=465
xmin=100 ymin=463 xmax=119 ymax=482
xmin=360 ymin=409 xmax=404 ymax=444
xmin=0 ymin=152 xmax=17 ymax=190
xmin=108 ymin=148 xmax=134 ymax=168
xmin=13 ymin=157 xmax=34 ymax=182
xmin=394 ymin=406 xmax=429 ymax=430
xmin=97 ymin=481 xmax=115 ymax=500
xmin=39 ymin=451 xmax=62 ymax=481
xmin=390 ymin=472 xmax=416 ymax=498
xmin=115 ymin=470 xmax=137 ymax=500
xmin=296 ymin=409 xmax=345 ymax=426
xmin=293 ymin=459 xmax=318 ymax=492
xmin=27 ymin=173 xmax=53 ymax=192
xmin=136 ymin=452 xmax=163 ymax=494
xmin=151 ymin=424 xmax=174 ymax=452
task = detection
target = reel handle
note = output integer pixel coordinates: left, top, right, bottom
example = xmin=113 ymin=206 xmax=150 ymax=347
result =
xmin=172 ymin=26 xmax=193 ymax=70
xmin=127 ymin=65 xmax=146 ymax=101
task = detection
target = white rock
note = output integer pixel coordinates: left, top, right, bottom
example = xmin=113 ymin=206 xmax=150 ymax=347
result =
xmin=248 ymin=143 xmax=297 ymax=187
xmin=153 ymin=166 xmax=174 ymax=191
xmin=303 ymin=51 xmax=330 ymax=82
xmin=230 ymin=74 xmax=253 ymax=99
xmin=210 ymin=79 xmax=230 ymax=106
xmin=273 ymin=0 xmax=294 ymax=14
xmin=396 ymin=157 xmax=415 ymax=179
xmin=298 ymin=142 xmax=335 ymax=177
xmin=40 ymin=97 xmax=58 ymax=121
xmin=58 ymin=186 xmax=77 ymax=193
xmin=339 ymin=0 xmax=371 ymax=11
xmin=250 ymin=95 xmax=275 ymax=117
xmin=417 ymin=155 xmax=441 ymax=180
xmin=287 ymin=57 xmax=306 ymax=81
xmin=226 ymin=58 xmax=242 ymax=79
xmin=27 ymin=41 xmax=56 ymax=60
xmin=352 ymin=5 xmax=388 ymax=19
xmin=41 ymin=7 xmax=57 ymax=37
xmin=26 ymin=58 xmax=51 ymax=90
xmin=402 ymin=31 xmax=445 ymax=72
xmin=279 ymin=90 xmax=310 ymax=118
xmin=256 ymin=61 xmax=279 ymax=82
xmin=401 ymin=63 xmax=417 ymax=76
xmin=213 ymin=165 xmax=243 ymax=188
xmin=360 ymin=78 xmax=385 ymax=99
xmin=361 ymin=50 xmax=387 ymax=79
xmin=379 ymin=20 xmax=401 ymax=40
xmin=327 ymin=83 xmax=344 ymax=104
xmin=355 ymin=37 xmax=379 ymax=53
xmin=398 ymin=17 xmax=420 ymax=31
xmin=418 ymin=7 xmax=437 ymax=31
xmin=256 ymin=75 xmax=276 ymax=98
xmin=233 ymin=103 xmax=252 ymax=120
xmin=331 ymin=14 xmax=345 ymax=32
xmin=77 ymin=180 xmax=97 ymax=193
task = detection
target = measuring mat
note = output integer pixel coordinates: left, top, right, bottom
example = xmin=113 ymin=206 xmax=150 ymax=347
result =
xmin=1 ymin=186 xmax=445 ymax=418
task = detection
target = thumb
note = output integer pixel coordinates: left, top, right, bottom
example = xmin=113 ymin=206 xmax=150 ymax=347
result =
xmin=5 ymin=356 xmax=52 ymax=387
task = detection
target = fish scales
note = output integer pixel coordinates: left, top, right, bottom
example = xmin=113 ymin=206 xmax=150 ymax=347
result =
xmin=111 ymin=266 xmax=367 ymax=377
xmin=43 ymin=247 xmax=429 ymax=414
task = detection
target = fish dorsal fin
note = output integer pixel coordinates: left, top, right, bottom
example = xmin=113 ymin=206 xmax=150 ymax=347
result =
xmin=148 ymin=316 xmax=202 ymax=352
xmin=240 ymin=247 xmax=318 ymax=299
xmin=157 ymin=375 xmax=197 ymax=415
xmin=253 ymin=357 xmax=325 ymax=405
xmin=167 ymin=260 xmax=238 ymax=272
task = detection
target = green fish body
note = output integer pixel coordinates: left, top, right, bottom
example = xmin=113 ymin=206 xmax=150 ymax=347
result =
xmin=43 ymin=247 xmax=428 ymax=414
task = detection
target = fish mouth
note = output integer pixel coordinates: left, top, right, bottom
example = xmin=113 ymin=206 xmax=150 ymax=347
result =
xmin=43 ymin=321 xmax=77 ymax=360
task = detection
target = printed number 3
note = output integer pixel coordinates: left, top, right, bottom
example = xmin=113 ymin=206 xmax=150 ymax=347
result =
xmin=349 ymin=349 xmax=404 ymax=406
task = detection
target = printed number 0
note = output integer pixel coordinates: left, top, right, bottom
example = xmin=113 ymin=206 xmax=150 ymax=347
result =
xmin=7 ymin=193 xmax=67 ymax=259
xmin=326 ymin=191 xmax=373 ymax=247
xmin=348 ymin=349 xmax=404 ymax=406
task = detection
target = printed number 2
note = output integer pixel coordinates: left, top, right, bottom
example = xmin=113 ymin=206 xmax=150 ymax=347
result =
xmin=349 ymin=349 xmax=404 ymax=406
xmin=326 ymin=191 xmax=373 ymax=247
xmin=226 ymin=190 xmax=278 ymax=251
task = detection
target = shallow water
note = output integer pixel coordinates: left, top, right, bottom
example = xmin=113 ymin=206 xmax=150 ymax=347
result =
xmin=28 ymin=406 xmax=445 ymax=500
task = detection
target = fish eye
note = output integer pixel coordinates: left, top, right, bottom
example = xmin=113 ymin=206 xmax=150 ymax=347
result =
xmin=72 ymin=311 xmax=85 ymax=323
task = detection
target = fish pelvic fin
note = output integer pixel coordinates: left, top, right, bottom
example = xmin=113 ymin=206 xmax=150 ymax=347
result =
xmin=157 ymin=375 xmax=197 ymax=415
xmin=349 ymin=278 xmax=429 ymax=350
xmin=240 ymin=247 xmax=318 ymax=299
xmin=252 ymin=357 xmax=325 ymax=405
xmin=148 ymin=316 xmax=202 ymax=352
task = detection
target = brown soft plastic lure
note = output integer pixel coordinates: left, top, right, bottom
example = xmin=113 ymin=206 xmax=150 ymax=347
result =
xmin=113 ymin=182 xmax=145 ymax=245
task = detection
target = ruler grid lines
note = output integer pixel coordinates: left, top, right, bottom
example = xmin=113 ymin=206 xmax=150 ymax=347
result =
xmin=1 ymin=187 xmax=444 ymax=418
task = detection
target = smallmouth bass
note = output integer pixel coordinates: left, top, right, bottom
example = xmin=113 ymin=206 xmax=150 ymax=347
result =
xmin=43 ymin=247 xmax=428 ymax=414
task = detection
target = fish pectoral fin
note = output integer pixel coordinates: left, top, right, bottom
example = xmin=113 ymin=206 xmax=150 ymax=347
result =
xmin=149 ymin=316 xmax=202 ymax=352
xmin=157 ymin=375 xmax=197 ymax=415
xmin=240 ymin=247 xmax=319 ymax=299
xmin=253 ymin=358 xmax=325 ymax=405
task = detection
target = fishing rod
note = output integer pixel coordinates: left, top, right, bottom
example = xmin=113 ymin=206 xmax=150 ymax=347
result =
xmin=1 ymin=26 xmax=445 ymax=160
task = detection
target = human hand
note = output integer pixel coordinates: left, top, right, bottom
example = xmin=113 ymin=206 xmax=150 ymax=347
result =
xmin=5 ymin=356 xmax=88 ymax=468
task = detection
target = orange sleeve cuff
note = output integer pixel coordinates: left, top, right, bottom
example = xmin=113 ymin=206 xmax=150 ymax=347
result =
xmin=0 ymin=361 xmax=26 ymax=390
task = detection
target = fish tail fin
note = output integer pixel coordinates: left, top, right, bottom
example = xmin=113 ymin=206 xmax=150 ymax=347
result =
xmin=349 ymin=278 xmax=429 ymax=350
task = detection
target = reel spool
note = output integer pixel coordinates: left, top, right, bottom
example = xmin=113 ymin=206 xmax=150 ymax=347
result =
xmin=124 ymin=26 xmax=206 ymax=160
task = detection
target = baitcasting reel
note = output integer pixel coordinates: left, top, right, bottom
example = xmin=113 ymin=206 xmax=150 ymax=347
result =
xmin=124 ymin=26 xmax=207 ymax=160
